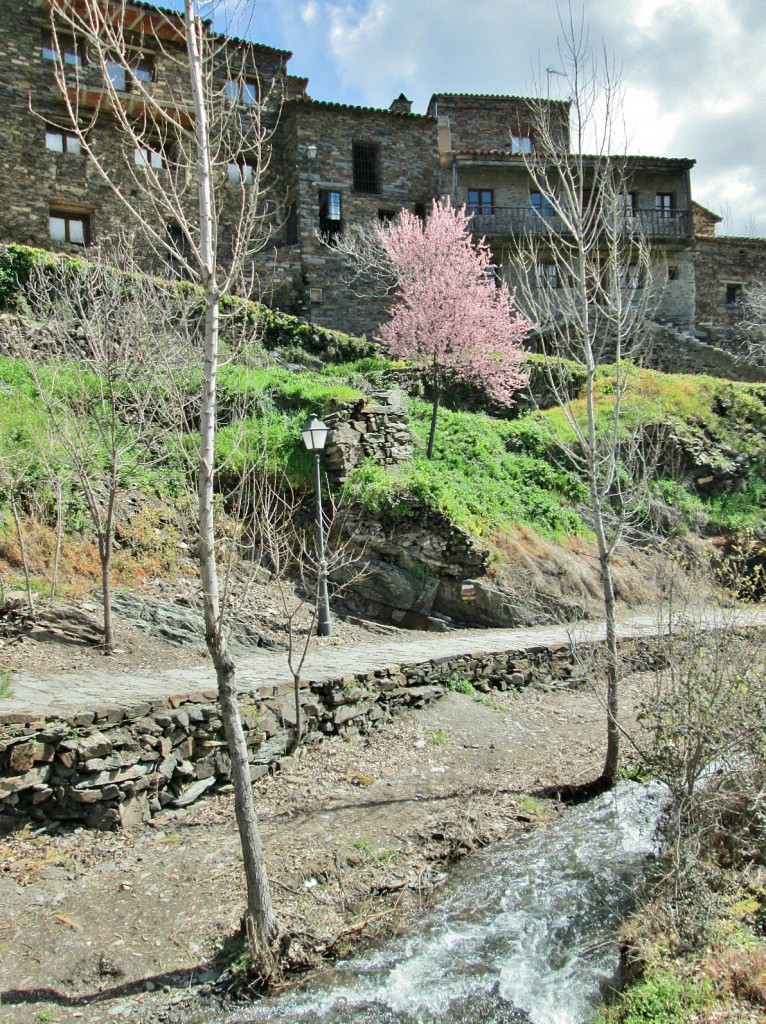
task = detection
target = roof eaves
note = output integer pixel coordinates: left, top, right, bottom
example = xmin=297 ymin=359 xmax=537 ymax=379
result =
xmin=286 ymin=97 xmax=435 ymax=120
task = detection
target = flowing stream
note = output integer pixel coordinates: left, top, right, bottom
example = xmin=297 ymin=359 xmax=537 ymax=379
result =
xmin=215 ymin=781 xmax=667 ymax=1024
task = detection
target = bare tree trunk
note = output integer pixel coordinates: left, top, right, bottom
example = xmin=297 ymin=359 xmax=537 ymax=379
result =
xmin=594 ymin=516 xmax=620 ymax=783
xmin=51 ymin=476 xmax=63 ymax=605
xmin=427 ymin=387 xmax=441 ymax=460
xmin=10 ymin=493 xmax=34 ymax=619
xmin=186 ymin=0 xmax=278 ymax=966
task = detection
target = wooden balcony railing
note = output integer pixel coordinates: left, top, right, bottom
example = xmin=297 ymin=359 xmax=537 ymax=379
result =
xmin=468 ymin=207 xmax=692 ymax=242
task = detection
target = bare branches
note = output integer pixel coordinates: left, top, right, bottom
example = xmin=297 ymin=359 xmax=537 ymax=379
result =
xmin=44 ymin=0 xmax=279 ymax=292
xmin=16 ymin=244 xmax=193 ymax=651
xmin=507 ymin=8 xmax=667 ymax=785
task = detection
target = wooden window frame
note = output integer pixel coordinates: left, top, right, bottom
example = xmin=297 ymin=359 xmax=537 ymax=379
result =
xmin=45 ymin=130 xmax=82 ymax=155
xmin=467 ymin=188 xmax=494 ymax=215
xmin=319 ymin=189 xmax=343 ymax=242
xmin=41 ymin=30 xmax=83 ymax=66
xmin=49 ymin=207 xmax=91 ymax=246
xmin=225 ymin=77 xmax=260 ymax=106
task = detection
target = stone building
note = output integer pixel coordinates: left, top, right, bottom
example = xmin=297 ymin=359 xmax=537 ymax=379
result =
xmin=1 ymin=0 xmax=763 ymax=354
xmin=428 ymin=93 xmax=696 ymax=332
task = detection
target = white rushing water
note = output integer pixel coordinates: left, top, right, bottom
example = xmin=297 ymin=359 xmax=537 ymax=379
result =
xmin=216 ymin=781 xmax=667 ymax=1024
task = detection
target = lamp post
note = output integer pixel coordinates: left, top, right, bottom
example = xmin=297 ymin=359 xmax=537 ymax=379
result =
xmin=301 ymin=414 xmax=332 ymax=637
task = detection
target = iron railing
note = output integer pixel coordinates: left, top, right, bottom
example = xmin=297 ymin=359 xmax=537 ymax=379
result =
xmin=468 ymin=207 xmax=692 ymax=241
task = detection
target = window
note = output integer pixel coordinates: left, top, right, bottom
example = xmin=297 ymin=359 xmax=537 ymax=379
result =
xmin=225 ymin=77 xmax=259 ymax=105
xmin=134 ymin=144 xmax=164 ymax=170
xmin=352 ymin=142 xmax=379 ymax=193
xmin=319 ymin=190 xmax=342 ymax=242
xmin=285 ymin=206 xmax=298 ymax=245
xmin=413 ymin=202 xmax=427 ymax=221
xmin=45 ymin=130 xmax=82 ymax=155
xmin=106 ymin=56 xmax=153 ymax=92
xmin=668 ymin=266 xmax=678 ymax=281
xmin=378 ymin=209 xmax=396 ymax=223
xmin=511 ymin=134 xmax=533 ymax=154
xmin=655 ymin=193 xmax=673 ymax=218
xmin=536 ymin=262 xmax=560 ymax=288
xmin=726 ymin=283 xmax=742 ymax=305
xmin=467 ymin=189 xmax=494 ymax=215
xmin=618 ymin=192 xmax=637 ymax=215
xmin=227 ymin=159 xmax=255 ymax=185
xmin=531 ymin=190 xmax=555 ymax=217
xmin=41 ymin=30 xmax=83 ymax=66
xmin=166 ymin=223 xmax=191 ymax=278
xmin=484 ymin=265 xmax=501 ymax=288
xmin=49 ymin=208 xmax=89 ymax=245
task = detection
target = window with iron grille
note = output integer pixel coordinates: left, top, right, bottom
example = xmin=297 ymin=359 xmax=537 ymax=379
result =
xmin=352 ymin=142 xmax=379 ymax=193
xmin=536 ymin=262 xmax=560 ymax=288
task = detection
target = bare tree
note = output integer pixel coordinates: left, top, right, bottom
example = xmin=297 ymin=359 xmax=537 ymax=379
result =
xmin=223 ymin=456 xmax=362 ymax=756
xmin=506 ymin=9 xmax=664 ymax=786
xmin=738 ymin=281 xmax=766 ymax=363
xmin=40 ymin=0 xmax=283 ymax=968
xmin=20 ymin=247 xmax=192 ymax=652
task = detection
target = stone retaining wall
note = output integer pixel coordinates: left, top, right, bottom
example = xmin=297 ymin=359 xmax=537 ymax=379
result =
xmin=323 ymin=390 xmax=412 ymax=485
xmin=0 ymin=635 xmax=662 ymax=830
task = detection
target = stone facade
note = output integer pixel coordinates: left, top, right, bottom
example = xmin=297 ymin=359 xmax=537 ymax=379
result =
xmin=0 ymin=0 xmax=302 ymax=264
xmin=274 ymin=99 xmax=439 ymax=334
xmin=1 ymin=0 xmax=763 ymax=367
xmin=693 ymin=235 xmax=766 ymax=356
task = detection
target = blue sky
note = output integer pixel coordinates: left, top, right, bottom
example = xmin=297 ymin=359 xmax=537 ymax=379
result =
xmin=241 ymin=0 xmax=766 ymax=236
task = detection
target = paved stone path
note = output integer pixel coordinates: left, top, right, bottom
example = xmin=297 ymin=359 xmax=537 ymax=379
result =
xmin=4 ymin=606 xmax=766 ymax=720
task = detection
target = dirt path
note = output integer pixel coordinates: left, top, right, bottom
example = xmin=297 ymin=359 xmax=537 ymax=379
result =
xmin=0 ymin=671 xmax=653 ymax=1024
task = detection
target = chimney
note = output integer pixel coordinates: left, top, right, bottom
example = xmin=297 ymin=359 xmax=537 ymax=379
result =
xmin=389 ymin=93 xmax=413 ymax=115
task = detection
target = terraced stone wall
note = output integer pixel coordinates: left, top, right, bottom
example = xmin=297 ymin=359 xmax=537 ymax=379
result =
xmin=0 ymin=635 xmax=662 ymax=830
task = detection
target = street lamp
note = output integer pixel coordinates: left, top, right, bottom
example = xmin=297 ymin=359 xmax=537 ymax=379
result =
xmin=301 ymin=414 xmax=332 ymax=637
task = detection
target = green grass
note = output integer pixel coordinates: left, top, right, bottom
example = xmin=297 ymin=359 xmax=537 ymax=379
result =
xmin=344 ymin=400 xmax=588 ymax=540
xmin=594 ymin=968 xmax=712 ymax=1023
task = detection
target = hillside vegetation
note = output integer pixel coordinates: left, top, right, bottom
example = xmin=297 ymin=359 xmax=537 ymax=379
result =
xmin=1 ymin=243 xmax=766 ymax=597
xmin=2 ymin=245 xmax=766 ymax=1021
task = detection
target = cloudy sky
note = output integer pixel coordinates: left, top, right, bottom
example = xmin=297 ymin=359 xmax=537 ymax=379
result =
xmin=243 ymin=0 xmax=766 ymax=236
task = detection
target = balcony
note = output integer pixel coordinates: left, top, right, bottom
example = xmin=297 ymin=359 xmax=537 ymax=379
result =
xmin=468 ymin=206 xmax=692 ymax=243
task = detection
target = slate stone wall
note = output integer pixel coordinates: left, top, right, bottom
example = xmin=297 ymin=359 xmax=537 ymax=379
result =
xmin=277 ymin=100 xmax=440 ymax=335
xmin=0 ymin=1 xmax=291 ymax=265
xmin=0 ymin=635 xmax=662 ymax=829
xmin=323 ymin=389 xmax=413 ymax=484
xmin=694 ymin=236 xmax=766 ymax=354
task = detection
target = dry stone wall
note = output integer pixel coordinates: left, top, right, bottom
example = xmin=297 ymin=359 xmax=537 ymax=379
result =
xmin=323 ymin=390 xmax=413 ymax=484
xmin=0 ymin=635 xmax=663 ymax=829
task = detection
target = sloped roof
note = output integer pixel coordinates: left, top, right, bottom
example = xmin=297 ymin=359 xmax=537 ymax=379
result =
xmin=286 ymin=97 xmax=435 ymax=120
xmin=430 ymin=92 xmax=569 ymax=106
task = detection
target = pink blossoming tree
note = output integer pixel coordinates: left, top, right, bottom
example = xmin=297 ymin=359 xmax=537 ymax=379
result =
xmin=376 ymin=199 xmax=531 ymax=458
